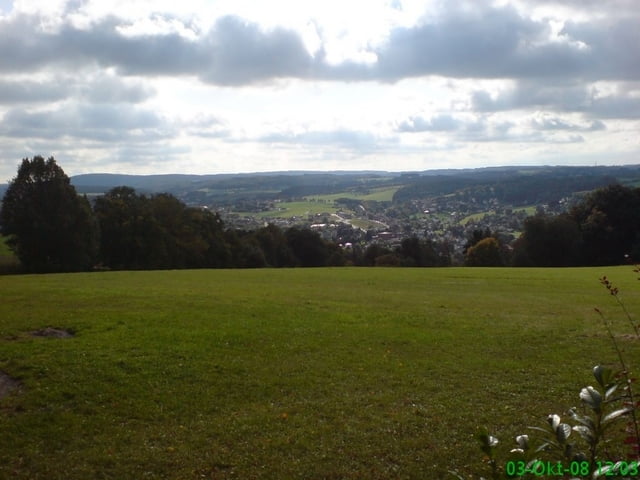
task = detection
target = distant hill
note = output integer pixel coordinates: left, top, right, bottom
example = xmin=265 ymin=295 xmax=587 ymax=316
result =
xmin=68 ymin=165 xmax=640 ymax=207
xmin=70 ymin=171 xmax=400 ymax=203
xmin=392 ymin=165 xmax=640 ymax=206
xmin=3 ymin=165 xmax=640 ymax=209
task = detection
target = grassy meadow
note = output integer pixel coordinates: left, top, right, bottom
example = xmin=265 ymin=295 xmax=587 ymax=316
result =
xmin=1 ymin=267 xmax=639 ymax=479
xmin=240 ymin=186 xmax=401 ymax=219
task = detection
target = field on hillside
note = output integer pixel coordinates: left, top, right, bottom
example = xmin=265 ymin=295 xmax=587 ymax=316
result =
xmin=307 ymin=186 xmax=401 ymax=202
xmin=250 ymin=200 xmax=337 ymax=218
xmin=1 ymin=267 xmax=639 ymax=479
xmin=240 ymin=186 xmax=400 ymax=219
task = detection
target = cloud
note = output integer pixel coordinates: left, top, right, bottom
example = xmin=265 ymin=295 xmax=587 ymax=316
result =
xmin=79 ymin=74 xmax=156 ymax=103
xmin=589 ymin=92 xmax=640 ymax=119
xmin=0 ymin=13 xmax=312 ymax=86
xmin=560 ymin=19 xmax=640 ymax=81
xmin=397 ymin=114 xmax=460 ymax=132
xmin=371 ymin=4 xmax=547 ymax=80
xmin=0 ymin=1 xmax=638 ymax=181
xmin=530 ymin=115 xmax=606 ymax=132
xmin=1 ymin=3 xmax=638 ymax=86
xmin=1 ymin=104 xmax=168 ymax=142
xmin=182 ymin=114 xmax=230 ymax=139
xmin=259 ymin=128 xmax=395 ymax=151
xmin=199 ymin=16 xmax=313 ymax=85
xmin=471 ymin=81 xmax=640 ymax=119
xmin=0 ymin=79 xmax=69 ymax=104
xmin=0 ymin=72 xmax=155 ymax=106
xmin=325 ymin=2 xmax=637 ymax=83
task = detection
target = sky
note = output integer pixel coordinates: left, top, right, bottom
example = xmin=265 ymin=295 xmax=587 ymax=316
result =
xmin=0 ymin=0 xmax=639 ymax=182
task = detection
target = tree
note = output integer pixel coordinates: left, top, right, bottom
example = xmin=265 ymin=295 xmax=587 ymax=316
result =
xmin=0 ymin=156 xmax=98 ymax=272
xmin=252 ymin=224 xmax=295 ymax=267
xmin=285 ymin=227 xmax=332 ymax=267
xmin=94 ymin=187 xmax=230 ymax=270
xmin=512 ymin=213 xmax=582 ymax=267
xmin=463 ymin=228 xmax=493 ymax=256
xmin=397 ymin=236 xmax=450 ymax=267
xmin=93 ymin=186 xmax=158 ymax=269
xmin=569 ymin=184 xmax=640 ymax=265
xmin=465 ymin=237 xmax=504 ymax=267
xmin=362 ymin=243 xmax=392 ymax=266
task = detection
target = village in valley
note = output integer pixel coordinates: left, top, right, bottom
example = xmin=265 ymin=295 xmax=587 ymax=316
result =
xmin=61 ymin=164 xmax=640 ymax=264
xmin=217 ymin=188 xmax=565 ymax=264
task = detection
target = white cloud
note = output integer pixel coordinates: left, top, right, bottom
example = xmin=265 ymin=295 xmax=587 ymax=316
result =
xmin=0 ymin=0 xmax=639 ymax=182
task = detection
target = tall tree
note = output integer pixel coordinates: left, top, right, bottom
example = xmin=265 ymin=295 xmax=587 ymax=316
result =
xmin=0 ymin=156 xmax=98 ymax=272
xmin=94 ymin=187 xmax=230 ymax=270
xmin=512 ymin=214 xmax=582 ymax=267
xmin=570 ymin=184 xmax=640 ymax=265
xmin=252 ymin=224 xmax=295 ymax=267
xmin=93 ymin=186 xmax=158 ymax=269
xmin=285 ymin=227 xmax=332 ymax=267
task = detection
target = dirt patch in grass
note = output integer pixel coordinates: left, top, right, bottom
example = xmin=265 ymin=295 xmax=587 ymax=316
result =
xmin=31 ymin=327 xmax=74 ymax=339
xmin=0 ymin=371 xmax=20 ymax=399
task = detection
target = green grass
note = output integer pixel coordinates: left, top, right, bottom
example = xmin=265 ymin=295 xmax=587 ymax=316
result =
xmin=1 ymin=267 xmax=639 ymax=479
xmin=248 ymin=201 xmax=338 ymax=218
xmin=309 ymin=186 xmax=401 ymax=203
xmin=459 ymin=211 xmax=491 ymax=225
xmin=515 ymin=206 xmax=537 ymax=216
xmin=244 ymin=187 xmax=400 ymax=219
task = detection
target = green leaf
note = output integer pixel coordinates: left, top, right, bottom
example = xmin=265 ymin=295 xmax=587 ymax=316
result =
xmin=580 ymin=386 xmax=602 ymax=410
xmin=535 ymin=441 xmax=552 ymax=453
xmin=572 ymin=425 xmax=594 ymax=443
xmin=477 ymin=429 xmax=498 ymax=456
xmin=593 ymin=365 xmax=614 ymax=388
xmin=604 ymin=383 xmax=618 ymax=400
xmin=603 ymin=407 xmax=632 ymax=424
xmin=547 ymin=414 xmax=561 ymax=430
xmin=528 ymin=426 xmax=550 ymax=434
xmin=515 ymin=434 xmax=529 ymax=450
xmin=555 ymin=423 xmax=572 ymax=443
xmin=568 ymin=408 xmax=596 ymax=429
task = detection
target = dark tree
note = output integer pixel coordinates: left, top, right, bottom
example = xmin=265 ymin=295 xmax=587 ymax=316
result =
xmin=94 ymin=187 xmax=230 ymax=270
xmin=569 ymin=184 xmax=640 ymax=265
xmin=512 ymin=214 xmax=582 ymax=267
xmin=285 ymin=227 xmax=332 ymax=267
xmin=93 ymin=186 xmax=158 ymax=269
xmin=362 ymin=243 xmax=392 ymax=266
xmin=397 ymin=236 xmax=450 ymax=267
xmin=463 ymin=228 xmax=493 ymax=255
xmin=225 ymin=230 xmax=268 ymax=268
xmin=252 ymin=224 xmax=295 ymax=267
xmin=182 ymin=207 xmax=230 ymax=268
xmin=0 ymin=156 xmax=98 ymax=272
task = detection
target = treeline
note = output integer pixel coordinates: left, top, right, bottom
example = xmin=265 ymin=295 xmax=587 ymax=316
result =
xmin=462 ymin=183 xmax=640 ymax=267
xmin=2 ymin=157 xmax=639 ymax=273
xmin=95 ymin=188 xmax=350 ymax=270
xmin=511 ymin=183 xmax=640 ymax=266
xmin=393 ymin=169 xmax=618 ymax=206
xmin=0 ymin=157 xmax=451 ymax=273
